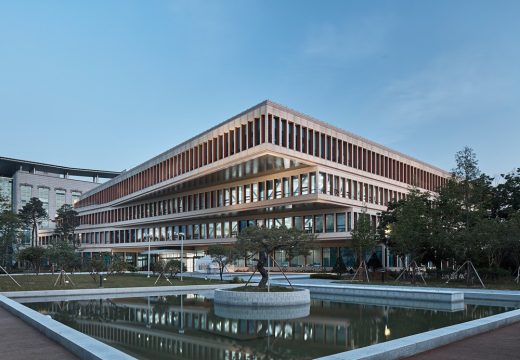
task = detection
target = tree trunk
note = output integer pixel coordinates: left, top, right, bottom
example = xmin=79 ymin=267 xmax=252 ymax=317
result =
xmin=256 ymin=251 xmax=268 ymax=288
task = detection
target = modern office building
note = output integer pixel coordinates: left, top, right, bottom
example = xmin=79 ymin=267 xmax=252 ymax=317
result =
xmin=74 ymin=101 xmax=451 ymax=270
xmin=0 ymin=156 xmax=119 ymax=245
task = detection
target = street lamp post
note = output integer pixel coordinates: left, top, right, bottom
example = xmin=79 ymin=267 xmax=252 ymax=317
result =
xmin=147 ymin=236 xmax=151 ymax=278
xmin=180 ymin=234 xmax=184 ymax=282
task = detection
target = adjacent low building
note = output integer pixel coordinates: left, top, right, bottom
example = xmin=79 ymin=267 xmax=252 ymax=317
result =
xmin=0 ymin=156 xmax=119 ymax=246
xmin=74 ymin=100 xmax=451 ymax=271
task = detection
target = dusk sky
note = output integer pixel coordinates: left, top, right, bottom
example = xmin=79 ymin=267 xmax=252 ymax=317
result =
xmin=1 ymin=1 xmax=519 ymax=180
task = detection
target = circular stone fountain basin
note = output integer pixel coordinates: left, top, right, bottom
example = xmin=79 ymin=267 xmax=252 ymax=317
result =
xmin=214 ymin=288 xmax=310 ymax=307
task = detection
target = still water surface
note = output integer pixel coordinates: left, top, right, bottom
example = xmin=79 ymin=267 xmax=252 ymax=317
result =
xmin=27 ymin=294 xmax=516 ymax=360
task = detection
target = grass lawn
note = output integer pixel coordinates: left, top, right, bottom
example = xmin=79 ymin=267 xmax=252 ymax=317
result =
xmin=0 ymin=273 xmax=224 ymax=292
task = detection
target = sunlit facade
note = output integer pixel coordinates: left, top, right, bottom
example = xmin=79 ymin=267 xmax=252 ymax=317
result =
xmin=74 ymin=101 xmax=450 ymax=270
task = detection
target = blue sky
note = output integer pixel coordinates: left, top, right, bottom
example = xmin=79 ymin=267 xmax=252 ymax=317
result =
xmin=1 ymin=0 xmax=519 ymax=179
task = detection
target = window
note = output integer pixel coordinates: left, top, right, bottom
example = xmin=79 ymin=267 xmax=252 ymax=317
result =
xmin=231 ymin=187 xmax=237 ymax=205
xmin=224 ymin=189 xmax=230 ymax=206
xmin=216 ymin=222 xmax=222 ymax=238
xmin=315 ymin=215 xmax=324 ymax=233
xmin=217 ymin=190 xmax=223 ymax=207
xmin=336 ymin=213 xmax=346 ymax=232
xmin=266 ymin=180 xmax=273 ymax=200
xmin=314 ymin=132 xmax=320 ymax=157
xmin=281 ymin=119 xmax=287 ymax=147
xmin=258 ymin=182 xmax=265 ymax=201
xmin=283 ymin=177 xmax=290 ymax=197
xmin=237 ymin=186 xmax=243 ymax=204
xmin=294 ymin=216 xmax=303 ymax=230
xmin=292 ymin=176 xmax=299 ymax=196
xmin=274 ymin=117 xmax=280 ymax=145
xmin=208 ymin=223 xmax=215 ymax=239
xmin=319 ymin=172 xmax=326 ymax=194
xmin=193 ymin=224 xmax=200 ymax=239
xmin=255 ymin=118 xmax=261 ymax=145
xmin=288 ymin=122 xmax=294 ymax=149
xmin=325 ymin=214 xmax=334 ymax=233
xmin=200 ymin=224 xmax=207 ymax=239
xmin=55 ymin=189 xmax=66 ymax=211
xmin=302 ymin=127 xmax=307 ymax=153
xmin=223 ymin=222 xmax=230 ymax=237
xmin=301 ymin=174 xmax=309 ymax=195
xmin=295 ymin=125 xmax=300 ymax=151
xmin=245 ymin=185 xmax=251 ymax=203
xmin=20 ymin=185 xmax=32 ymax=207
xmin=304 ymin=216 xmax=313 ymax=233
xmin=38 ymin=187 xmax=49 ymax=227
xmin=275 ymin=179 xmax=281 ymax=198
xmin=310 ymin=173 xmax=317 ymax=194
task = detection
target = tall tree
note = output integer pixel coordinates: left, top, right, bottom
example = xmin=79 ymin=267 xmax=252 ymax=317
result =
xmin=450 ymin=148 xmax=494 ymax=262
xmin=54 ymin=204 xmax=80 ymax=248
xmin=46 ymin=238 xmax=79 ymax=271
xmin=385 ymin=189 xmax=432 ymax=265
xmin=18 ymin=246 xmax=46 ymax=274
xmin=207 ymin=244 xmax=238 ymax=281
xmin=350 ymin=208 xmax=377 ymax=267
xmin=494 ymin=168 xmax=520 ymax=219
xmin=18 ymin=197 xmax=47 ymax=247
xmin=0 ymin=195 xmax=23 ymax=269
xmin=0 ymin=210 xmax=23 ymax=269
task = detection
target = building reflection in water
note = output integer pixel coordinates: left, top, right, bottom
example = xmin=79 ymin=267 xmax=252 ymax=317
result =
xmin=28 ymin=294 xmax=514 ymax=360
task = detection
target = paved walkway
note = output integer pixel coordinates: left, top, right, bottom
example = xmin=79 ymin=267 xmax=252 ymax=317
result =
xmin=406 ymin=321 xmax=520 ymax=360
xmin=0 ymin=307 xmax=78 ymax=360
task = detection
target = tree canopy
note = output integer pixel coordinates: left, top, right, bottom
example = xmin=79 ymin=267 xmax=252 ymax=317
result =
xmin=350 ymin=208 xmax=377 ymax=266
xmin=54 ymin=204 xmax=80 ymax=247
xmin=379 ymin=146 xmax=520 ymax=281
xmin=18 ymin=197 xmax=47 ymax=247
xmin=207 ymin=244 xmax=238 ymax=280
xmin=235 ymin=226 xmax=315 ymax=287
xmin=0 ymin=195 xmax=23 ymax=269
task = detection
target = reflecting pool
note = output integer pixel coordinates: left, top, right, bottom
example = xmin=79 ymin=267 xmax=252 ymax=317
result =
xmin=26 ymin=294 xmax=517 ymax=360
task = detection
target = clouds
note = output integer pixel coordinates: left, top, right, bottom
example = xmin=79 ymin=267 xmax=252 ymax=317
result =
xmin=356 ymin=44 xmax=520 ymax=174
xmin=366 ymin=46 xmax=520 ymax=128
xmin=302 ymin=14 xmax=395 ymax=63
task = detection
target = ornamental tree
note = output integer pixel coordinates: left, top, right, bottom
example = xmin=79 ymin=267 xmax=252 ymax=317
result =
xmin=235 ymin=226 xmax=315 ymax=288
xmin=207 ymin=244 xmax=238 ymax=281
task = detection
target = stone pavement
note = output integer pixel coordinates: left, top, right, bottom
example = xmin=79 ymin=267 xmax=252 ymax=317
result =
xmin=0 ymin=306 xmax=78 ymax=360
xmin=406 ymin=321 xmax=520 ymax=360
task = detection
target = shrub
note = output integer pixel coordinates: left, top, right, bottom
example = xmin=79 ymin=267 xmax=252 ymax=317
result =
xmin=231 ymin=276 xmax=244 ymax=283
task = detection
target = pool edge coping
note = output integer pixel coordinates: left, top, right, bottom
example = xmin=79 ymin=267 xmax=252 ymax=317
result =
xmin=315 ymin=307 xmax=520 ymax=360
xmin=0 ymin=294 xmax=136 ymax=360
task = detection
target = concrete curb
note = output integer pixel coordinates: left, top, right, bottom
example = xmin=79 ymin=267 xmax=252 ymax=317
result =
xmin=1 ymin=283 xmax=241 ymax=299
xmin=0 ymin=294 xmax=135 ymax=360
xmin=285 ymin=283 xmax=464 ymax=303
xmin=315 ymin=308 xmax=520 ymax=360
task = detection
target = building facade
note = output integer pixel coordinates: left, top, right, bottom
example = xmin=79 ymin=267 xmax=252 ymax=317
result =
xmin=0 ymin=157 xmax=119 ymax=246
xmin=74 ymin=101 xmax=451 ymax=270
